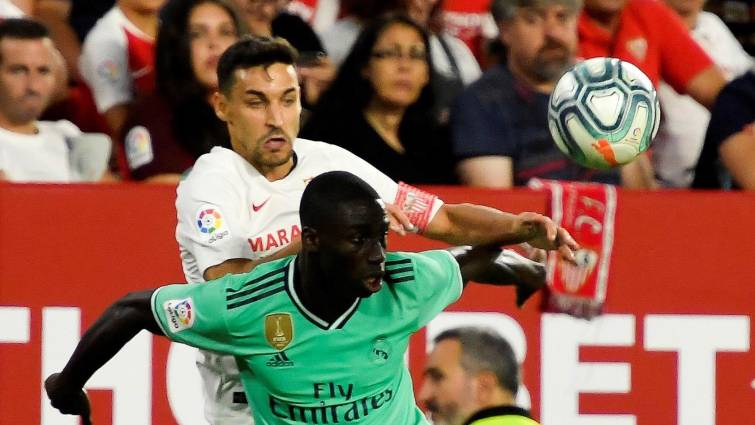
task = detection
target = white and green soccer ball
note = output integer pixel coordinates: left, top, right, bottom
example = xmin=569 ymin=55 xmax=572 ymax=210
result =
xmin=548 ymin=57 xmax=660 ymax=169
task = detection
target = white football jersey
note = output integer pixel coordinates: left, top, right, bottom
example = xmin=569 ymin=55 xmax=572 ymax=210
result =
xmin=79 ymin=7 xmax=155 ymax=113
xmin=176 ymin=139 xmax=443 ymax=284
xmin=0 ymin=120 xmax=80 ymax=182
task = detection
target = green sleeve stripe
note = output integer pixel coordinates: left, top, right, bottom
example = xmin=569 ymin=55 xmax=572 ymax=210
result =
xmin=226 ymin=276 xmax=286 ymax=301
xmin=385 ymin=275 xmax=414 ymax=284
xmin=226 ymin=266 xmax=287 ymax=293
xmin=227 ymin=284 xmax=286 ymax=309
xmin=385 ymin=266 xmax=413 ymax=274
xmin=386 ymin=258 xmax=411 ymax=266
xmin=150 ymin=287 xmax=170 ymax=336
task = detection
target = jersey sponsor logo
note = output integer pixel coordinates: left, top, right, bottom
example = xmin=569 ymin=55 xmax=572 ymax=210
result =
xmin=163 ymin=297 xmax=195 ymax=333
xmin=252 ymin=197 xmax=271 ymax=212
xmin=124 ymin=126 xmax=153 ymax=170
xmin=248 ymin=225 xmax=301 ymax=253
xmin=370 ymin=337 xmax=391 ymax=364
xmin=269 ymin=387 xmax=394 ymax=423
xmin=266 ymin=351 xmax=294 ymax=367
xmin=196 ymin=206 xmax=231 ymax=243
xmin=265 ymin=313 xmax=294 ymax=350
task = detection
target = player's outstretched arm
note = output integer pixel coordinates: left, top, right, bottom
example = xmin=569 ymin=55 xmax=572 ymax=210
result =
xmin=449 ymin=246 xmax=547 ymax=307
xmin=45 ymin=290 xmax=163 ymax=418
xmin=426 ymin=204 xmax=578 ymax=261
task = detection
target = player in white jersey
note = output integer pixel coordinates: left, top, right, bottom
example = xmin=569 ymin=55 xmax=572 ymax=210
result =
xmin=176 ymin=36 xmax=577 ymax=424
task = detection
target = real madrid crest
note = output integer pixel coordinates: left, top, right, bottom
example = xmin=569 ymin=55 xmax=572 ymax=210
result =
xmin=369 ymin=336 xmax=392 ymax=364
xmin=265 ymin=313 xmax=294 ymax=350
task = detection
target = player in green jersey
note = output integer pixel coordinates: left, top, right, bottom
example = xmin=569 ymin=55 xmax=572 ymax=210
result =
xmin=45 ymin=171 xmax=577 ymax=424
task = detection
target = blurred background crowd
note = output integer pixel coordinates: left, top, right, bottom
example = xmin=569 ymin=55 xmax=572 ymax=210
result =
xmin=0 ymin=0 xmax=753 ymax=189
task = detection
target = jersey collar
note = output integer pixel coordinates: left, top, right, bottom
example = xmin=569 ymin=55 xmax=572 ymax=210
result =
xmin=285 ymin=258 xmax=361 ymax=330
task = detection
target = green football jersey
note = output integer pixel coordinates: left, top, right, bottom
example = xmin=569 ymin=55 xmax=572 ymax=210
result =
xmin=151 ymin=250 xmax=463 ymax=425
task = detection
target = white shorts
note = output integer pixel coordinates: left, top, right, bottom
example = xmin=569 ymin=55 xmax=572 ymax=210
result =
xmin=196 ymin=349 xmax=254 ymax=425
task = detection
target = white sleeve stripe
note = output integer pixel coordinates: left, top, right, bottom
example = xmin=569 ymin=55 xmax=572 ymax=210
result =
xmin=150 ymin=287 xmax=170 ymax=336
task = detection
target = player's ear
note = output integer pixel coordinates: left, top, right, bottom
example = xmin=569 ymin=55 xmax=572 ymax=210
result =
xmin=301 ymin=227 xmax=319 ymax=252
xmin=213 ymin=91 xmax=230 ymax=123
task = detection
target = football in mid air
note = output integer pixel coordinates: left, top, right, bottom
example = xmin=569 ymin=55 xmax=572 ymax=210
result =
xmin=547 ymin=57 xmax=660 ymax=169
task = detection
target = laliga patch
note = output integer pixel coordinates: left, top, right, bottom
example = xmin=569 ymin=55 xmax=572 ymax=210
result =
xmin=195 ymin=205 xmax=231 ymax=243
xmin=163 ymin=298 xmax=195 ymax=333
xmin=124 ymin=126 xmax=154 ymax=170
xmin=96 ymin=59 xmax=121 ymax=83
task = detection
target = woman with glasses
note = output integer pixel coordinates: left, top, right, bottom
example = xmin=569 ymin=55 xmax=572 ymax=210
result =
xmin=301 ymin=14 xmax=457 ymax=184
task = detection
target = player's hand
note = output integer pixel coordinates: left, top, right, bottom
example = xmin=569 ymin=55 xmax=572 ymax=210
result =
xmin=517 ymin=212 xmax=579 ymax=262
xmin=385 ymin=203 xmax=415 ymax=236
xmin=45 ymin=373 xmax=93 ymax=424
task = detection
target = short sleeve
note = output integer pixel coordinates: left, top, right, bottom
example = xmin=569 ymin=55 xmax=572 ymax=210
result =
xmin=175 ymin=170 xmax=249 ymax=279
xmin=451 ymin=81 xmax=514 ymax=159
xmin=392 ymin=250 xmax=463 ymax=330
xmin=657 ymin=3 xmax=714 ymax=93
xmin=151 ymin=279 xmax=241 ymax=355
xmin=79 ymin=29 xmax=131 ymax=113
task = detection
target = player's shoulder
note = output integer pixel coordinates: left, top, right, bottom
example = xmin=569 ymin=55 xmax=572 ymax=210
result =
xmin=385 ymin=250 xmax=458 ymax=282
xmin=223 ymin=257 xmax=294 ymax=313
xmin=294 ymin=137 xmax=353 ymax=157
xmin=37 ymin=120 xmax=82 ymax=139
xmin=176 ymin=147 xmax=245 ymax=202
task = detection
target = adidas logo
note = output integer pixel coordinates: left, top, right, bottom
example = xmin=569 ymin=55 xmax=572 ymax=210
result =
xmin=266 ymin=351 xmax=294 ymax=367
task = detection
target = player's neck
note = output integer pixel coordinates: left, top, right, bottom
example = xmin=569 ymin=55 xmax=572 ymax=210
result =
xmin=295 ymin=256 xmax=358 ymax=322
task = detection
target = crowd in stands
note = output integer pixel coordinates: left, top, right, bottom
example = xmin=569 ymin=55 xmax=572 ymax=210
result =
xmin=0 ymin=0 xmax=752 ymax=189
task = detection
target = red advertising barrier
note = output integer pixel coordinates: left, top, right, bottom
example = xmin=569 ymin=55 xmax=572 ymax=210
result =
xmin=1 ymin=183 xmax=753 ymax=425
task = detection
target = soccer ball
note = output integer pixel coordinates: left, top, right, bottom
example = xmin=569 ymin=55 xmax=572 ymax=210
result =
xmin=547 ymin=57 xmax=660 ymax=169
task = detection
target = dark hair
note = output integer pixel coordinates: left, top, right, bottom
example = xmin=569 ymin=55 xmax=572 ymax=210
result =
xmin=156 ymin=0 xmax=244 ymax=101
xmin=217 ymin=35 xmax=299 ymax=94
xmin=491 ymin=0 xmax=582 ymax=23
xmin=0 ymin=18 xmax=49 ymax=63
xmin=154 ymin=0 xmax=243 ymax=157
xmin=434 ymin=327 xmax=520 ymax=396
xmin=342 ymin=0 xmax=403 ymax=20
xmin=300 ymin=171 xmax=380 ymax=230
xmin=305 ymin=14 xmax=436 ymax=140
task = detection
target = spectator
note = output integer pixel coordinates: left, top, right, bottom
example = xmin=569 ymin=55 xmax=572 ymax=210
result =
xmin=578 ymin=0 xmax=725 ymax=110
xmin=441 ymin=0 xmax=499 ymax=65
xmin=121 ymin=0 xmax=241 ymax=183
xmin=319 ymin=0 xmax=401 ymax=67
xmin=79 ymin=0 xmax=165 ymax=138
xmin=0 ymin=19 xmax=109 ymax=182
xmin=452 ymin=0 xmax=654 ymax=189
xmin=653 ymin=0 xmax=752 ymax=187
xmin=693 ymin=69 xmax=755 ymax=190
xmin=419 ymin=327 xmax=539 ymax=425
xmin=301 ymin=14 xmax=457 ymax=184
xmin=406 ymin=0 xmax=482 ymax=124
